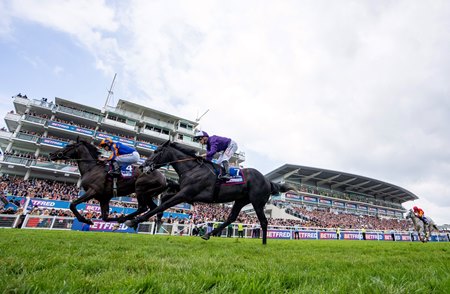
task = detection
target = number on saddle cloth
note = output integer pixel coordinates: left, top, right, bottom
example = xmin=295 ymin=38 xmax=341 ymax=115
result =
xmin=221 ymin=167 xmax=245 ymax=184
xmin=120 ymin=164 xmax=134 ymax=178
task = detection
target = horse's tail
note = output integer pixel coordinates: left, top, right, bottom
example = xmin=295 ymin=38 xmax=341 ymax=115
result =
xmin=270 ymin=182 xmax=294 ymax=195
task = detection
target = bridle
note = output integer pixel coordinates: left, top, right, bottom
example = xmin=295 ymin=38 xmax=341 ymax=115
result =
xmin=51 ymin=144 xmax=98 ymax=162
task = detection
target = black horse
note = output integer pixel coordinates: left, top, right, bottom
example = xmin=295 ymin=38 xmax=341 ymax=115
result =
xmin=125 ymin=140 xmax=293 ymax=244
xmin=49 ymin=138 xmax=175 ymax=225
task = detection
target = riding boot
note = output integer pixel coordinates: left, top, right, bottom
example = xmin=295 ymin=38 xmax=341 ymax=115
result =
xmin=109 ymin=160 xmax=121 ymax=178
xmin=219 ymin=161 xmax=231 ymax=180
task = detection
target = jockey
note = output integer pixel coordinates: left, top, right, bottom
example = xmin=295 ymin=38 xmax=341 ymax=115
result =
xmin=98 ymin=138 xmax=140 ymax=177
xmin=413 ymin=206 xmax=428 ymax=224
xmin=193 ymin=131 xmax=238 ymax=180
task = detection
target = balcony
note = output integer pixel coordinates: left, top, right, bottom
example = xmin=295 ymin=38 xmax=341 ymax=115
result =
xmin=142 ymin=116 xmax=174 ymax=130
xmin=101 ymin=117 xmax=136 ymax=132
xmin=29 ymin=98 xmax=55 ymax=110
xmin=4 ymin=112 xmax=21 ymax=132
xmin=22 ymin=114 xmax=47 ymax=126
xmin=0 ymin=130 xmax=12 ymax=140
xmin=105 ymin=106 xmax=142 ymax=121
xmin=5 ymin=112 xmax=21 ymax=122
xmin=55 ymin=105 xmax=101 ymax=122
xmin=140 ymin=128 xmax=170 ymax=140
xmin=1 ymin=155 xmax=33 ymax=166
xmin=14 ymin=133 xmax=40 ymax=143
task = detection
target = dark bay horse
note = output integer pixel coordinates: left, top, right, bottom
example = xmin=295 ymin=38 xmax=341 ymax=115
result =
xmin=49 ymin=138 xmax=174 ymax=225
xmin=125 ymin=140 xmax=293 ymax=244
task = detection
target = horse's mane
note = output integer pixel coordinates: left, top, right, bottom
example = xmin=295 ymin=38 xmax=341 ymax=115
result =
xmin=79 ymin=140 xmax=101 ymax=159
xmin=169 ymin=142 xmax=200 ymax=158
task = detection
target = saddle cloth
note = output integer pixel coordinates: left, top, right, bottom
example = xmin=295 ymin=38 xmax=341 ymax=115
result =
xmin=221 ymin=167 xmax=245 ymax=185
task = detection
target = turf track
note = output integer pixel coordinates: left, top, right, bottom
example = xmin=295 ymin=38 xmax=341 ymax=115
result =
xmin=0 ymin=229 xmax=449 ymax=293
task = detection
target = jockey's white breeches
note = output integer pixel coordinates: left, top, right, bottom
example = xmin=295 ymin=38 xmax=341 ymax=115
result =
xmin=116 ymin=151 xmax=140 ymax=165
xmin=217 ymin=140 xmax=238 ymax=164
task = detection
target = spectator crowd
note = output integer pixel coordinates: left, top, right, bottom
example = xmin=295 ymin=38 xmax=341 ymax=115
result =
xmin=0 ymin=176 xmax=414 ymax=232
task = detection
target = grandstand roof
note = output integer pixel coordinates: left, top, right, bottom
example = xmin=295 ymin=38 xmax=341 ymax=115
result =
xmin=265 ymin=164 xmax=418 ymax=203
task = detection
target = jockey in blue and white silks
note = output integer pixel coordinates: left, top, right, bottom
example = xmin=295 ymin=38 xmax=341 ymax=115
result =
xmin=193 ymin=131 xmax=238 ymax=180
xmin=98 ymin=138 xmax=139 ymax=177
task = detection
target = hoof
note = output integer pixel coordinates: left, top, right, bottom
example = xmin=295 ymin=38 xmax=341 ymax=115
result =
xmin=201 ymin=234 xmax=210 ymax=241
xmin=85 ymin=219 xmax=94 ymax=225
xmin=125 ymin=220 xmax=135 ymax=227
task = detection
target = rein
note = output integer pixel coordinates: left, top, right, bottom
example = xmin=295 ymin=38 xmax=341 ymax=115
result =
xmin=52 ymin=151 xmax=99 ymax=163
xmin=150 ymin=157 xmax=200 ymax=171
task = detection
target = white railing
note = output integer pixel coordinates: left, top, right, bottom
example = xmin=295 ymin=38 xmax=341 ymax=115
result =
xmin=21 ymin=215 xmax=74 ymax=230
xmin=2 ymin=214 xmax=448 ymax=242
xmin=0 ymin=214 xmax=20 ymax=228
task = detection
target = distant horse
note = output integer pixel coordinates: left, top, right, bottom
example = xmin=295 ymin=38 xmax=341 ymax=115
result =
xmin=405 ymin=209 xmax=439 ymax=242
xmin=125 ymin=140 xmax=293 ymax=245
xmin=49 ymin=138 xmax=175 ymax=226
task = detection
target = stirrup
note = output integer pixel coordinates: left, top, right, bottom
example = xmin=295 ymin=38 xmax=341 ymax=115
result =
xmin=113 ymin=178 xmax=117 ymax=197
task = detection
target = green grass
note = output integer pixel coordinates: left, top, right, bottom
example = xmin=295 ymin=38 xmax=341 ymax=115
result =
xmin=0 ymin=230 xmax=449 ymax=293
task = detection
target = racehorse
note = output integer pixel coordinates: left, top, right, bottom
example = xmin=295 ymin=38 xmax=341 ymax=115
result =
xmin=49 ymin=138 xmax=175 ymax=226
xmin=405 ymin=209 xmax=439 ymax=242
xmin=125 ymin=140 xmax=294 ymax=245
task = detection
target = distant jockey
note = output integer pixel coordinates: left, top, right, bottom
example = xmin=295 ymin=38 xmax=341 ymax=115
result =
xmin=413 ymin=206 xmax=428 ymax=225
xmin=98 ymin=138 xmax=140 ymax=177
xmin=193 ymin=131 xmax=238 ymax=180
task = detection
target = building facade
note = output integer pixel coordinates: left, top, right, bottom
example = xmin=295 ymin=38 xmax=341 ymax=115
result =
xmin=0 ymin=95 xmax=245 ymax=184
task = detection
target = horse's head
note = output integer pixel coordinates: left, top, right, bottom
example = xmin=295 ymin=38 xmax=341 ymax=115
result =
xmin=142 ymin=141 xmax=171 ymax=172
xmin=405 ymin=209 xmax=415 ymax=220
xmin=49 ymin=139 xmax=99 ymax=162
xmin=49 ymin=142 xmax=80 ymax=161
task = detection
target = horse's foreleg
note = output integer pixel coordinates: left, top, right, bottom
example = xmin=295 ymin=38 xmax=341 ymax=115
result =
xmin=125 ymin=192 xmax=186 ymax=228
xmin=69 ymin=189 xmax=96 ymax=225
xmin=99 ymin=200 xmax=116 ymax=222
xmin=115 ymin=192 xmax=154 ymax=223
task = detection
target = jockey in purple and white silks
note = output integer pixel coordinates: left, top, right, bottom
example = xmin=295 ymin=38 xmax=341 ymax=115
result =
xmin=193 ymin=131 xmax=238 ymax=180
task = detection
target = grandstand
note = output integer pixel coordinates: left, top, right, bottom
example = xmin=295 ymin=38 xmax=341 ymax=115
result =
xmin=265 ymin=164 xmax=418 ymax=219
xmin=0 ymin=94 xmax=245 ymax=184
xmin=0 ymin=94 xmax=245 ymax=224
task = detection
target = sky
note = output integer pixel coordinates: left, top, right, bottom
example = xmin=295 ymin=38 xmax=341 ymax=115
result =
xmin=0 ymin=0 xmax=449 ymax=224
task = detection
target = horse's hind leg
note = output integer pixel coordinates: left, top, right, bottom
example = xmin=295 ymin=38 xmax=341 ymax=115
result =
xmin=253 ymin=204 xmax=269 ymax=245
xmin=202 ymin=199 xmax=249 ymax=241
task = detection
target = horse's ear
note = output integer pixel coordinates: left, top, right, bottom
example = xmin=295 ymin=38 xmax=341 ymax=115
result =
xmin=76 ymin=136 xmax=80 ymax=143
xmin=162 ymin=140 xmax=170 ymax=147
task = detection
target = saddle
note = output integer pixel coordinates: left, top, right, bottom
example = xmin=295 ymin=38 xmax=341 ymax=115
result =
xmin=213 ymin=167 xmax=247 ymax=202
xmin=105 ymin=163 xmax=135 ymax=179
